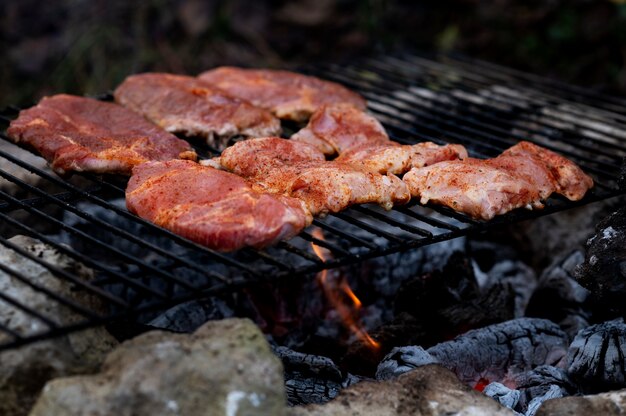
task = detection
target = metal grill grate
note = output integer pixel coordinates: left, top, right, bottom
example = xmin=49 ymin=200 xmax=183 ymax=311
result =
xmin=0 ymin=52 xmax=624 ymax=350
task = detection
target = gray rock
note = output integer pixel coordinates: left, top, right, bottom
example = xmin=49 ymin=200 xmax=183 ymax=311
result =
xmin=30 ymin=318 xmax=287 ymax=416
xmin=287 ymin=364 xmax=514 ymax=416
xmin=0 ymin=235 xmax=117 ymax=416
xmin=536 ymin=389 xmax=626 ymax=416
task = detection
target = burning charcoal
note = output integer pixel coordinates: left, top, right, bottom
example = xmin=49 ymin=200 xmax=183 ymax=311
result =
xmin=484 ymin=382 xmax=521 ymax=410
xmin=288 ymin=364 xmax=514 ymax=416
xmin=526 ymin=251 xmax=590 ymax=340
xmin=565 ymin=318 xmax=626 ymax=392
xmin=148 ymin=297 xmax=235 ymax=333
xmin=483 ymin=260 xmax=536 ymax=318
xmin=525 ymin=385 xmax=565 ymax=416
xmin=341 ymin=312 xmax=427 ymax=377
xmin=394 ymin=252 xmax=518 ymax=345
xmin=376 ymin=346 xmax=438 ymax=380
xmin=535 ymin=388 xmax=626 ymax=416
xmin=575 ymin=207 xmax=626 ymax=319
xmin=0 ymin=235 xmax=118 ymax=416
xmin=273 ymin=343 xmax=348 ymax=405
xmin=31 ymin=318 xmax=287 ymax=416
xmin=426 ymin=318 xmax=568 ymax=387
xmin=513 ymin=366 xmax=577 ymax=415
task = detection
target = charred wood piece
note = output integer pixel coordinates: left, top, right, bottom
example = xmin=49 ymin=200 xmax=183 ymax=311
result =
xmin=565 ymin=318 xmax=626 ymax=393
xmin=483 ymin=382 xmax=521 ymax=411
xmin=273 ymin=345 xmax=348 ymax=406
xmin=376 ymin=346 xmax=438 ymax=380
xmin=526 ymin=251 xmax=590 ymax=340
xmin=375 ymin=318 xmax=568 ymax=388
xmin=513 ymin=366 xmax=577 ymax=415
xmin=427 ymin=318 xmax=568 ymax=387
xmin=148 ymin=298 xmax=234 ymax=333
xmin=575 ymin=207 xmax=626 ymax=319
xmin=394 ymin=252 xmax=522 ymax=346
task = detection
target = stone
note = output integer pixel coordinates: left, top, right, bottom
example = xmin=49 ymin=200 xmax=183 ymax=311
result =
xmin=536 ymin=388 xmax=626 ymax=416
xmin=0 ymin=235 xmax=117 ymax=416
xmin=30 ymin=318 xmax=287 ymax=416
xmin=287 ymin=364 xmax=515 ymax=416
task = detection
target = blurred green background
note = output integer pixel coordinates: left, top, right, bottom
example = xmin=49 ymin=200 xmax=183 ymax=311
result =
xmin=2 ymin=0 xmax=626 ymax=107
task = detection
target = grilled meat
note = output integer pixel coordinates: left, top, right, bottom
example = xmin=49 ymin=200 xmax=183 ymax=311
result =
xmin=403 ymin=141 xmax=594 ymax=220
xmin=502 ymin=141 xmax=594 ymax=200
xmin=198 ymin=68 xmax=366 ymax=122
xmin=292 ymin=103 xmax=388 ymax=155
xmin=126 ymin=160 xmax=311 ymax=251
xmin=218 ymin=137 xmax=410 ymax=216
xmin=7 ymin=94 xmax=196 ymax=175
xmin=336 ymin=141 xmax=468 ymax=175
xmin=114 ymin=73 xmax=281 ymax=149
xmin=293 ymin=104 xmax=467 ymax=174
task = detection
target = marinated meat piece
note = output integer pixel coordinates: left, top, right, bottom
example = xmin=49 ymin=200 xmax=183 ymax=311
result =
xmin=126 ymin=160 xmax=311 ymax=251
xmin=114 ymin=73 xmax=281 ymax=149
xmin=219 ymin=137 xmax=410 ymax=216
xmin=404 ymin=158 xmax=543 ymax=220
xmin=336 ymin=141 xmax=468 ymax=175
xmin=403 ymin=142 xmax=594 ymax=220
xmin=198 ymin=68 xmax=366 ymax=122
xmin=292 ymin=104 xmax=388 ymax=155
xmin=502 ymin=141 xmax=594 ymax=201
xmin=7 ymin=95 xmax=197 ymax=175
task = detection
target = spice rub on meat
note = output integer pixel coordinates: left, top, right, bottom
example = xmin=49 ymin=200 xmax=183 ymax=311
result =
xmin=403 ymin=141 xmax=594 ymax=220
xmin=293 ymin=104 xmax=468 ymax=175
xmin=198 ymin=67 xmax=366 ymax=122
xmin=292 ymin=103 xmax=389 ymax=155
xmin=7 ymin=94 xmax=197 ymax=175
xmin=215 ymin=137 xmax=410 ymax=216
xmin=114 ymin=73 xmax=281 ymax=149
xmin=126 ymin=160 xmax=311 ymax=252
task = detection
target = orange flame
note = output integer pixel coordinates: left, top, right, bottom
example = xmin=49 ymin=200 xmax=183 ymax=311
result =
xmin=311 ymin=228 xmax=380 ymax=350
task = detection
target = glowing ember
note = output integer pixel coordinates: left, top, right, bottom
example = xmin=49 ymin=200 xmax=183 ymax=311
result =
xmin=311 ymin=228 xmax=380 ymax=350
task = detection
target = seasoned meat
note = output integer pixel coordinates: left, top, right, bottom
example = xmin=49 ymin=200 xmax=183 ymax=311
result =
xmin=114 ymin=73 xmax=281 ymax=149
xmin=403 ymin=142 xmax=594 ymax=220
xmin=126 ymin=160 xmax=311 ymax=251
xmin=198 ymin=67 xmax=366 ymax=122
xmin=502 ymin=141 xmax=594 ymax=200
xmin=403 ymin=158 xmax=543 ymax=220
xmin=218 ymin=137 xmax=410 ymax=216
xmin=7 ymin=94 xmax=196 ymax=175
xmin=336 ymin=142 xmax=468 ymax=175
xmin=293 ymin=104 xmax=468 ymax=175
xmin=292 ymin=104 xmax=388 ymax=155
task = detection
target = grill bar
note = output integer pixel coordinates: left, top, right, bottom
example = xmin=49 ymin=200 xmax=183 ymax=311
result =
xmin=0 ymin=52 xmax=623 ymax=350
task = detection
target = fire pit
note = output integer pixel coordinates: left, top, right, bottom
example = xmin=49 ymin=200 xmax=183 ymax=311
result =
xmin=0 ymin=52 xmax=625 ymax=415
